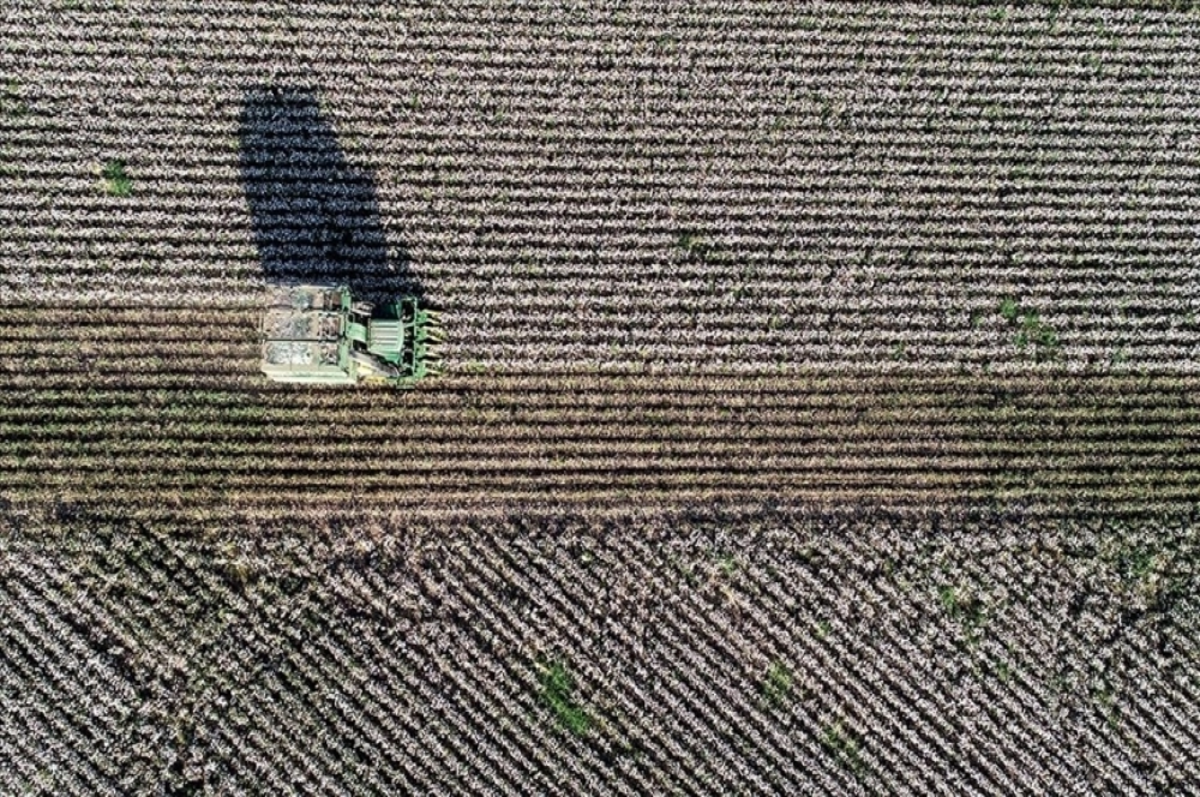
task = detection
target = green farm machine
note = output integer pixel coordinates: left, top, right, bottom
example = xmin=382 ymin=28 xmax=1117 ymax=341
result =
xmin=260 ymin=284 xmax=442 ymax=387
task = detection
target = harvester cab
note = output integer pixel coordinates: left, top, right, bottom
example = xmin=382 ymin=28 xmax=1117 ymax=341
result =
xmin=260 ymin=284 xmax=442 ymax=387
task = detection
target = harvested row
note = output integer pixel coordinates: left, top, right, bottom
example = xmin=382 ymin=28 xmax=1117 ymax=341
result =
xmin=1 ymin=366 xmax=1196 ymax=509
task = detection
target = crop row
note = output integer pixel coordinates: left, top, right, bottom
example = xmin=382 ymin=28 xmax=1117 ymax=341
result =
xmin=2 ymin=501 xmax=1196 ymax=794
xmin=8 ymin=143 xmax=1200 ymax=183
xmin=5 ymin=309 xmax=1192 ymax=336
xmin=8 ymin=3 xmax=1200 ymax=58
xmin=2 ymin=308 xmax=1198 ymax=378
xmin=3 ymin=4 xmax=1197 ymax=388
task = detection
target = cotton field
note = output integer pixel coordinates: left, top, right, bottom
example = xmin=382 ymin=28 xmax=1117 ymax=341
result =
xmin=1 ymin=2 xmax=1198 ymax=795
xmin=2 ymin=0 xmax=1199 ymax=373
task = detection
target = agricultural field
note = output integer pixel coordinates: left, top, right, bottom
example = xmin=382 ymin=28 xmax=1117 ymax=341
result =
xmin=1 ymin=0 xmax=1199 ymax=794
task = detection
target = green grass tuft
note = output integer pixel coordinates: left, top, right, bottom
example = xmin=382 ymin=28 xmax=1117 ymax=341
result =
xmin=939 ymin=584 xmax=985 ymax=627
xmin=538 ymin=660 xmax=591 ymax=735
xmin=101 ymin=159 xmax=132 ymax=197
xmin=998 ymin=296 xmax=1061 ymax=360
xmin=998 ymin=296 xmax=1019 ymax=323
xmin=761 ymin=660 xmax=793 ymax=707
xmin=820 ymin=721 xmax=863 ymax=773
xmin=1 ymin=79 xmax=28 ymax=117
xmin=676 ymin=230 xmax=711 ymax=260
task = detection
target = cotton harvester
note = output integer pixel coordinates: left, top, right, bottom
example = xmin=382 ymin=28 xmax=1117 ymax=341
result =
xmin=260 ymin=284 xmax=442 ymax=387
